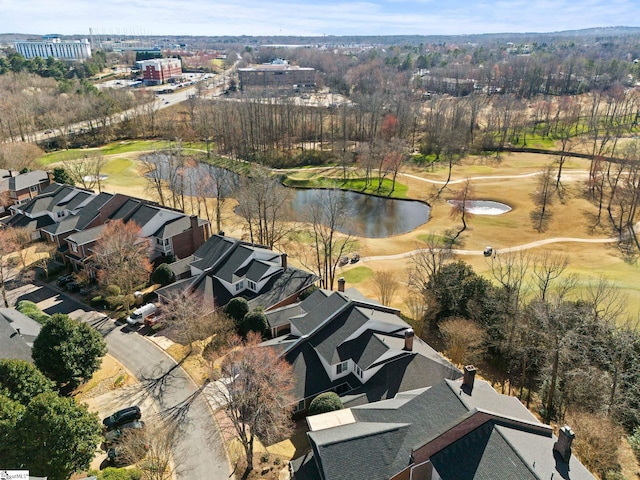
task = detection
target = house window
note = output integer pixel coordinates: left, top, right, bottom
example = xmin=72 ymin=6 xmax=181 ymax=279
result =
xmin=235 ymin=281 xmax=244 ymax=292
xmin=336 ymin=361 xmax=349 ymax=375
xmin=156 ymin=238 xmax=162 ymax=245
xmin=354 ymin=364 xmax=362 ymax=378
xmin=71 ymin=243 xmax=78 ymax=253
xmin=293 ymin=399 xmax=305 ymax=413
xmin=30 ymin=185 xmax=38 ymax=193
xmin=56 ymin=211 xmax=65 ymax=218
xmin=248 ymin=280 xmax=256 ymax=291
xmin=164 ymin=238 xmax=169 ymax=246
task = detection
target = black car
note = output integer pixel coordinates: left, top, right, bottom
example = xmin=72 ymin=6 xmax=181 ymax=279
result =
xmin=103 ymin=406 xmax=142 ymax=430
xmin=79 ymin=284 xmax=97 ymax=296
xmin=56 ymin=274 xmax=74 ymax=287
xmin=104 ymin=420 xmax=145 ymax=444
xmin=66 ymin=281 xmax=82 ymax=293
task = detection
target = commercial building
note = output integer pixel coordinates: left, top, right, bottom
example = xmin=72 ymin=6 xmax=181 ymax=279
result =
xmin=136 ymin=58 xmax=182 ymax=85
xmin=15 ymin=38 xmax=92 ymax=60
xmin=238 ymin=58 xmax=315 ymax=91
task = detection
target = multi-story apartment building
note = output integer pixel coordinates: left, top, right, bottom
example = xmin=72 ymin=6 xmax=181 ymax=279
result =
xmin=15 ymin=38 xmax=92 ymax=60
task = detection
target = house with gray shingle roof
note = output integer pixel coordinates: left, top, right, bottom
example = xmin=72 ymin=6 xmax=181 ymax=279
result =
xmin=0 ymin=169 xmax=51 ymax=217
xmin=291 ymin=369 xmax=596 ymax=480
xmin=262 ymin=287 xmax=461 ymax=415
xmin=156 ymin=234 xmax=318 ymax=317
xmin=4 ymin=183 xmax=95 ymax=239
xmin=4 ymin=184 xmax=210 ymax=272
xmin=0 ymin=308 xmax=43 ymax=362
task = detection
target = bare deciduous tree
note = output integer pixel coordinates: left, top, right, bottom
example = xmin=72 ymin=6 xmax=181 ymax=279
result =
xmin=439 ymin=317 xmax=486 ymax=366
xmin=210 ymin=333 xmax=294 ymax=478
xmin=373 ymin=270 xmax=400 ymax=306
xmin=93 ymin=220 xmax=152 ymax=296
xmin=63 ymin=154 xmax=107 ymax=192
xmin=449 ymin=179 xmax=473 ymax=243
xmin=531 ymin=166 xmax=555 ymax=232
xmin=160 ymin=290 xmax=232 ymax=355
xmin=118 ymin=418 xmax=184 ymax=480
xmin=234 ymin=167 xmax=294 ymax=249
xmin=300 ymin=188 xmax=355 ymax=290
xmin=532 ymin=251 xmax=569 ymax=302
xmin=407 ymin=233 xmax=453 ymax=295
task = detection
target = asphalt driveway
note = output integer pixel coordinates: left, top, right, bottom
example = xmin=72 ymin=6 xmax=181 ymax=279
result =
xmin=9 ymin=281 xmax=233 ymax=480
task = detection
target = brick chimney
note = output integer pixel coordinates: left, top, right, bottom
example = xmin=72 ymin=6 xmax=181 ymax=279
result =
xmin=403 ymin=328 xmax=414 ymax=351
xmin=337 ymin=277 xmax=345 ymax=292
xmin=281 ymin=253 xmax=288 ymax=270
xmin=553 ymin=425 xmax=575 ymax=463
xmin=462 ymin=365 xmax=477 ymax=394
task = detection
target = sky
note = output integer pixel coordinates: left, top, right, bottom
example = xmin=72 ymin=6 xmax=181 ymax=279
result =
xmin=2 ymin=0 xmax=640 ymax=37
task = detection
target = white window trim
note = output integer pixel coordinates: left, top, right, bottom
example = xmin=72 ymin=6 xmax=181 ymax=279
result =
xmin=336 ymin=361 xmax=349 ymax=375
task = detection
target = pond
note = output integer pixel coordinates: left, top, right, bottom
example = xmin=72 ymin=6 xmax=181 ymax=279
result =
xmin=447 ymin=200 xmax=512 ymax=215
xmin=144 ymin=156 xmax=430 ymax=238
xmin=291 ymin=189 xmax=430 ymax=238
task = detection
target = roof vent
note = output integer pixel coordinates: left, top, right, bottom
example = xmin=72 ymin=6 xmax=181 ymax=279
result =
xmin=403 ymin=328 xmax=414 ymax=351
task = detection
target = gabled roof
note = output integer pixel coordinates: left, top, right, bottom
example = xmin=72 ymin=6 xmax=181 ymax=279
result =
xmin=8 ymin=170 xmax=49 ymax=191
xmin=190 ymin=234 xmax=238 ymax=271
xmin=276 ymin=290 xmax=461 ymax=406
xmin=41 ymin=192 xmax=114 ymax=236
xmin=0 ymin=308 xmax=42 ymax=362
xmin=293 ymin=379 xmax=596 ymax=480
xmin=161 ymin=234 xmax=318 ymax=311
xmin=5 ymin=214 xmax=55 ymax=231
xmin=153 ymin=216 xmax=192 ymax=239
xmin=66 ymin=224 xmax=107 ymax=246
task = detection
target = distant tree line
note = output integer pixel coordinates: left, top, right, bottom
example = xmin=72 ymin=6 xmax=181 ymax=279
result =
xmin=0 ymin=50 xmax=108 ymax=81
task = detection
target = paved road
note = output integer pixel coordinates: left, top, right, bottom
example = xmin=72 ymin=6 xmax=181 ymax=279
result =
xmin=8 ymin=281 xmax=233 ymax=480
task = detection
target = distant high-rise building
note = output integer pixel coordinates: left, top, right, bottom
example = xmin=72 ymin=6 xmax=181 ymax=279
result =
xmin=15 ymin=38 xmax=92 ymax=60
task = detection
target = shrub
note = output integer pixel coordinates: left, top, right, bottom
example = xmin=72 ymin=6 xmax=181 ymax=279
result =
xmin=241 ymin=309 xmax=268 ymax=337
xmin=150 ymin=263 xmax=175 ymax=286
xmin=224 ymin=297 xmax=249 ymax=326
xmin=105 ymin=295 xmax=125 ymax=310
xmin=15 ymin=300 xmax=50 ymax=324
xmin=89 ymin=467 xmax=143 ymax=480
xmin=90 ymin=296 xmax=105 ymax=308
xmin=105 ymin=285 xmax=122 ymax=296
xmin=308 ymin=392 xmax=343 ymax=416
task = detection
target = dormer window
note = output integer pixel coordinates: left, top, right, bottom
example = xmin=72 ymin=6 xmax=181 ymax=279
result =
xmin=354 ymin=364 xmax=363 ymax=378
xmin=57 ymin=211 xmax=65 ymax=218
xmin=235 ymin=280 xmax=244 ymax=292
xmin=248 ymin=280 xmax=256 ymax=291
xmin=336 ymin=361 xmax=349 ymax=375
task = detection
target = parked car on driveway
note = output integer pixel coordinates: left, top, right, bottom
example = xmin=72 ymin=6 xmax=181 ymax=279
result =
xmin=103 ymin=406 xmax=141 ymax=430
xmin=56 ymin=274 xmax=74 ymax=287
xmin=66 ymin=281 xmax=82 ymax=293
xmin=126 ymin=303 xmax=158 ymax=326
xmin=79 ymin=284 xmax=97 ymax=296
xmin=105 ymin=420 xmax=145 ymax=444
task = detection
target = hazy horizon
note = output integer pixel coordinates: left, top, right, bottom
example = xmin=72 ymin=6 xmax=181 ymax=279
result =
xmin=2 ymin=0 xmax=640 ymax=38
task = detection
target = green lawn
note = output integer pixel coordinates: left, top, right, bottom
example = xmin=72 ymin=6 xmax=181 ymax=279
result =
xmin=340 ymin=266 xmax=373 ymax=284
xmin=282 ymin=174 xmax=408 ymax=199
